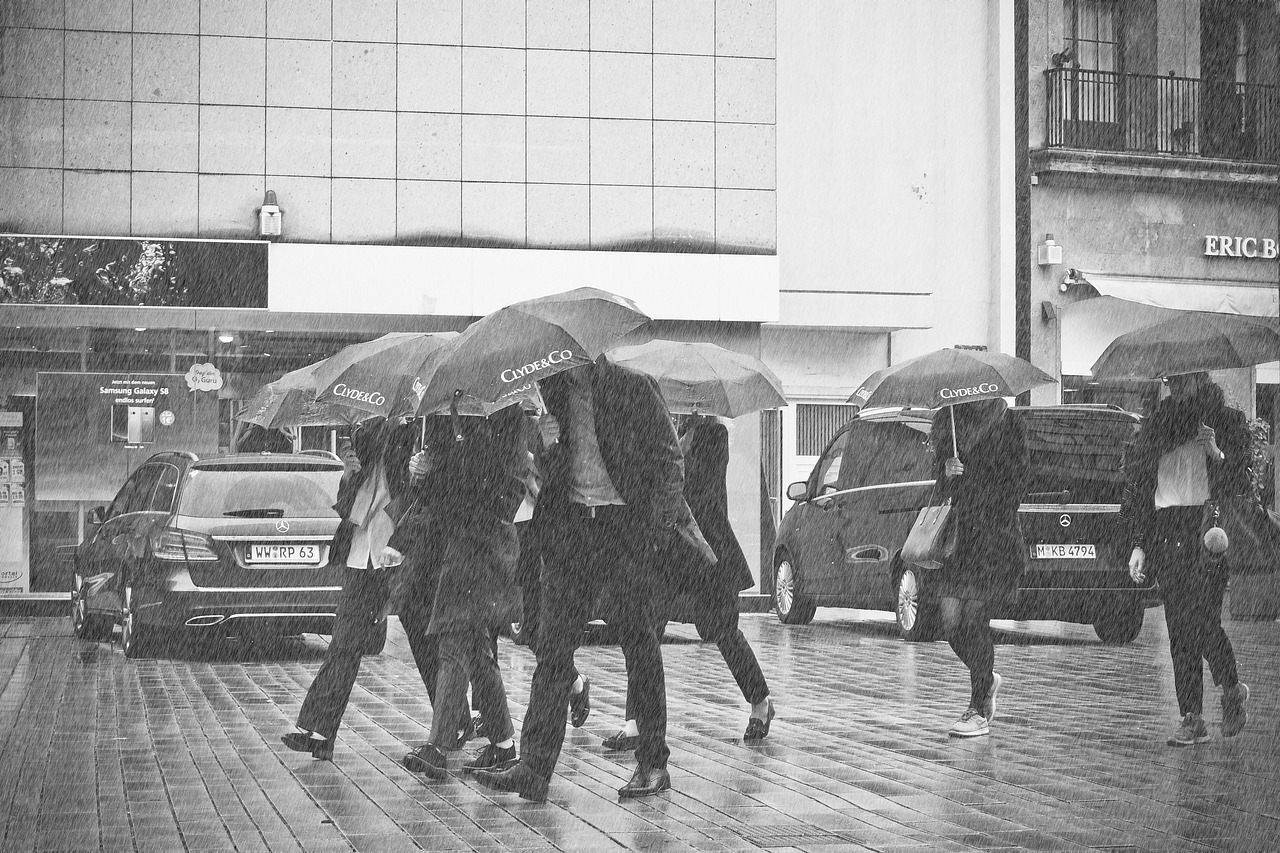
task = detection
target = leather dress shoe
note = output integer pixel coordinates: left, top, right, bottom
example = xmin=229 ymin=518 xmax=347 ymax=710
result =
xmin=601 ymin=730 xmax=638 ymax=751
xmin=281 ymin=731 xmax=333 ymax=761
xmin=569 ymin=678 xmax=591 ymax=728
xmin=403 ymin=743 xmax=448 ymax=779
xmin=472 ymin=761 xmax=549 ymax=803
xmin=618 ymin=765 xmax=671 ymax=799
xmin=744 ymin=700 xmax=775 ymax=742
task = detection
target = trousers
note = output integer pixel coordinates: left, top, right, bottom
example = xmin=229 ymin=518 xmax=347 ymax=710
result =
xmin=427 ymin=628 xmax=514 ymax=747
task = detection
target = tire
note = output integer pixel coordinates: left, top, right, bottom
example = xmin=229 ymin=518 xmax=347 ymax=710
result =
xmin=119 ymin=584 xmax=152 ymax=659
xmin=361 ymin=620 xmax=389 ymax=656
xmin=1093 ymin=601 xmax=1144 ymax=645
xmin=896 ymin=565 xmax=941 ymax=642
xmin=773 ymin=552 xmax=816 ymax=625
xmin=71 ymin=572 xmax=113 ymax=642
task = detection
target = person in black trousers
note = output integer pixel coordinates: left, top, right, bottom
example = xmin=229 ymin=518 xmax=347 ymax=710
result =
xmin=281 ymin=419 xmax=465 ymax=760
xmin=1126 ymin=371 xmax=1251 ymax=746
xmin=602 ymin=413 xmax=773 ymax=750
xmin=473 ymin=358 xmax=716 ymax=802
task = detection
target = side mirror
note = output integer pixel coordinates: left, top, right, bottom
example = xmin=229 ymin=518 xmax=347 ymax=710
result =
xmin=786 ymin=481 xmax=809 ymax=502
xmin=86 ymin=506 xmax=107 ymax=525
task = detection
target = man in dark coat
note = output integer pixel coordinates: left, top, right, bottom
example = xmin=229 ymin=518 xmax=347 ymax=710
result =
xmin=474 ymin=356 xmax=715 ymax=802
xmin=394 ymin=406 xmax=527 ymax=779
xmin=602 ymin=413 xmax=774 ymax=749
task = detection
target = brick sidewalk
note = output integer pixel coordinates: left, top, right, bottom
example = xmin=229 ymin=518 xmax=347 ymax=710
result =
xmin=1 ymin=608 xmax=1278 ymax=852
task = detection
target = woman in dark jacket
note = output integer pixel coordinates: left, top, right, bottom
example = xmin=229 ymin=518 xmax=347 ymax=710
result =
xmin=931 ymin=398 xmax=1029 ymax=738
xmin=395 ymin=405 xmax=528 ymax=779
xmin=1125 ymin=371 xmax=1251 ymax=746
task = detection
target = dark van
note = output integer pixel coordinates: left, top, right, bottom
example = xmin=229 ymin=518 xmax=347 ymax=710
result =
xmin=773 ymin=405 xmax=1155 ymax=643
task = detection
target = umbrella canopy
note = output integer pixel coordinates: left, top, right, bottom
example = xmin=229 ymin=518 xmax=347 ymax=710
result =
xmin=311 ymin=331 xmax=456 ymax=418
xmin=1090 ymin=311 xmax=1280 ymax=380
xmin=403 ymin=287 xmax=651 ymax=417
xmin=239 ymin=363 xmax=373 ymax=429
xmin=605 ymin=339 xmax=787 ymax=417
xmin=849 ymin=348 xmax=1057 ymax=410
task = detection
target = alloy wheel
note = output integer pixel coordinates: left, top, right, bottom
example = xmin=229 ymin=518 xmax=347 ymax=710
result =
xmin=120 ymin=585 xmax=139 ymax=656
xmin=896 ymin=570 xmax=920 ymax=631
xmin=775 ymin=559 xmax=795 ymax=616
xmin=71 ymin=574 xmax=87 ymax=634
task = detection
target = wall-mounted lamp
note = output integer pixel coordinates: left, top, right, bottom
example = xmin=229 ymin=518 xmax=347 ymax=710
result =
xmin=1059 ymin=268 xmax=1084 ymax=292
xmin=257 ymin=190 xmax=283 ymax=240
xmin=1038 ymin=233 xmax=1063 ymax=266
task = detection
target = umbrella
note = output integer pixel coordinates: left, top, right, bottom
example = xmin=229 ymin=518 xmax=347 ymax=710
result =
xmin=403 ymin=287 xmax=652 ymax=417
xmin=1090 ymin=311 xmax=1280 ymax=380
xmin=311 ymin=332 xmax=456 ymax=418
xmin=239 ymin=364 xmax=375 ymax=429
xmin=605 ymin=340 xmax=787 ymax=417
xmin=848 ymin=348 xmax=1057 ymax=456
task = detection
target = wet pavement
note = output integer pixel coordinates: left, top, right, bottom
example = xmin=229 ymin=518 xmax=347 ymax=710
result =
xmin=1 ymin=604 xmax=1278 ymax=852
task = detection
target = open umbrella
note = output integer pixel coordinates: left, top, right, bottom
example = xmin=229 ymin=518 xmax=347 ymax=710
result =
xmin=605 ymin=340 xmax=787 ymax=417
xmin=849 ymin=348 xmax=1057 ymax=456
xmin=312 ymin=331 xmax=456 ymax=418
xmin=1090 ymin=311 xmax=1280 ymax=380
xmin=403 ymin=287 xmax=651 ymax=417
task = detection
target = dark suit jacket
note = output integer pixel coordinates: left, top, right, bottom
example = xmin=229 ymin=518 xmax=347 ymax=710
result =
xmin=680 ymin=421 xmax=753 ymax=593
xmin=534 ymin=357 xmax=715 ymax=567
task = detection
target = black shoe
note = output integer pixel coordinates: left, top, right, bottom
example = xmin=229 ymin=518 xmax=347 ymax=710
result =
xmin=403 ymin=743 xmax=448 ymax=779
xmin=461 ymin=743 xmax=517 ymax=773
xmin=570 ymin=678 xmax=592 ymax=728
xmin=602 ymin=730 xmax=638 ymax=751
xmin=618 ymin=765 xmax=671 ymax=799
xmin=743 ymin=701 xmax=775 ymax=742
xmin=472 ymin=761 xmax=549 ymax=803
xmin=281 ymin=731 xmax=333 ymax=761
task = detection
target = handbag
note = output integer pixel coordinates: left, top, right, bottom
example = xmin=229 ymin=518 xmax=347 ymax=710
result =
xmin=901 ymin=495 xmax=957 ymax=570
xmin=1202 ymin=496 xmax=1280 ymax=575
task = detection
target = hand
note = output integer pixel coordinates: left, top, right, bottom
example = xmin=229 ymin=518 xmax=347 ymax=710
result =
xmin=538 ymin=414 xmax=561 ymax=447
xmin=342 ymin=456 xmax=362 ymax=477
xmin=1197 ymin=424 xmax=1223 ymax=462
xmin=944 ymin=456 xmax=964 ymax=479
xmin=374 ymin=546 xmax=403 ymax=569
xmin=408 ymin=450 xmax=433 ymax=478
xmin=1128 ymin=547 xmax=1146 ymax=583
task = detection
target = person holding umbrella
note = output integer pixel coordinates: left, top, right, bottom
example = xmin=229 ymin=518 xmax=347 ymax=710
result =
xmin=929 ymin=399 xmax=1029 ymax=737
xmin=1124 ymin=371 xmax=1251 ymax=745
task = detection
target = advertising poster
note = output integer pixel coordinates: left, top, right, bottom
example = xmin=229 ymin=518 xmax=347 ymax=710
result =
xmin=0 ymin=411 xmax=27 ymax=595
xmin=35 ymin=372 xmax=220 ymax=504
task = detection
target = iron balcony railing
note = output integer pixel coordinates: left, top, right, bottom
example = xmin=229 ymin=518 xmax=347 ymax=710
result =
xmin=1046 ymin=67 xmax=1280 ymax=164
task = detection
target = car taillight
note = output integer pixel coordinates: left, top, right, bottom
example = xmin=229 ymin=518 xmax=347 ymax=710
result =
xmin=151 ymin=528 xmax=219 ymax=561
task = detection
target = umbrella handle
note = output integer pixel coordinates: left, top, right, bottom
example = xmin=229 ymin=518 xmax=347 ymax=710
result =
xmin=450 ymin=390 xmax=465 ymax=442
xmin=949 ymin=405 xmax=959 ymax=462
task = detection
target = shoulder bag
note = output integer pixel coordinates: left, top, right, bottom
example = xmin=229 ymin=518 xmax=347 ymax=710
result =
xmin=901 ymin=492 xmax=957 ymax=571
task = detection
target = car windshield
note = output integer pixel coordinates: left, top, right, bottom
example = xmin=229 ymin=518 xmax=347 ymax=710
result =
xmin=179 ymin=466 xmax=343 ymax=519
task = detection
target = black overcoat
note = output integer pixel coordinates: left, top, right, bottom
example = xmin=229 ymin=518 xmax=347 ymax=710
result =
xmin=677 ymin=420 xmax=753 ymax=593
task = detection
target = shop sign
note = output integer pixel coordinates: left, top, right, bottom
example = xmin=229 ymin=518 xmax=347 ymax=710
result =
xmin=185 ymin=363 xmax=224 ymax=392
xmin=1203 ymin=235 xmax=1279 ymax=259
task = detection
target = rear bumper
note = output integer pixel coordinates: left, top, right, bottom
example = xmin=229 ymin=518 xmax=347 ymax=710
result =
xmin=137 ymin=586 xmax=341 ymax=636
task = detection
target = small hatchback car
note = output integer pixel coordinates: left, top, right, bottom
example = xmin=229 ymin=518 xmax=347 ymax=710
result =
xmin=774 ymin=405 xmax=1155 ymax=644
xmin=71 ymin=451 xmax=365 ymax=657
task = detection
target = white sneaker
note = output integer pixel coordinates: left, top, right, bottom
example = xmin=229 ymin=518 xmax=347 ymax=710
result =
xmin=948 ymin=708 xmax=990 ymax=738
xmin=982 ymin=672 xmax=1002 ymax=722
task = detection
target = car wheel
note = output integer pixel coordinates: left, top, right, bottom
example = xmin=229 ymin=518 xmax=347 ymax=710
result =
xmin=361 ymin=620 xmax=388 ymax=656
xmin=896 ymin=565 xmax=941 ymax=642
xmin=774 ymin=553 xmax=816 ymax=625
xmin=119 ymin=584 xmax=152 ymax=659
xmin=71 ymin=573 xmax=112 ymax=641
xmin=1093 ymin=602 xmax=1144 ymax=645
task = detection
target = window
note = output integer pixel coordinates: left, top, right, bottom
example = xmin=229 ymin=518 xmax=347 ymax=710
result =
xmin=812 ymin=430 xmax=850 ymax=495
xmin=149 ymin=465 xmax=181 ymax=513
xmin=1061 ymin=0 xmax=1120 ymax=138
xmin=110 ymin=465 xmax=164 ymax=517
xmin=796 ymin=403 xmax=858 ymax=456
xmin=844 ymin=422 xmax=934 ymax=490
xmin=1064 ymin=0 xmax=1118 ymax=72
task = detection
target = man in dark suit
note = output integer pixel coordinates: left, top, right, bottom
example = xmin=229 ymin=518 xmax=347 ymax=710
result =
xmin=474 ymin=356 xmax=714 ymax=802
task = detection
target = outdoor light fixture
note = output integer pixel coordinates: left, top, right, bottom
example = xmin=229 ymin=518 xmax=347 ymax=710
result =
xmin=257 ymin=190 xmax=282 ymax=239
xmin=1059 ymin=268 xmax=1084 ymax=292
xmin=1038 ymin=233 xmax=1063 ymax=266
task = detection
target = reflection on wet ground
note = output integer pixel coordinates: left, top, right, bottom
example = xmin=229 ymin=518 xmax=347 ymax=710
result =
xmin=1 ymin=603 xmax=1278 ymax=852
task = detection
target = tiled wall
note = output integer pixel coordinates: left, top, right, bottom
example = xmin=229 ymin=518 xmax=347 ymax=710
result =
xmin=0 ymin=0 xmax=776 ymax=252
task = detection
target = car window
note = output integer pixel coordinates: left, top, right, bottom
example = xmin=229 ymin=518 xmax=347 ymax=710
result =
xmin=149 ymin=465 xmax=181 ymax=512
xmin=812 ymin=430 xmax=851 ymax=495
xmin=178 ymin=467 xmax=343 ymax=519
xmin=844 ymin=421 xmax=934 ymax=489
xmin=110 ymin=465 xmax=164 ymax=517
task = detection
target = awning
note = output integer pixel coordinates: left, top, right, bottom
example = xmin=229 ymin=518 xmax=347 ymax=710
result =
xmin=1059 ymin=272 xmax=1279 ymax=377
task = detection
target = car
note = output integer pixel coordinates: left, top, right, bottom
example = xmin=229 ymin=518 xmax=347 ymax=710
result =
xmin=69 ymin=451 xmax=380 ymax=657
xmin=773 ymin=404 xmax=1156 ymax=644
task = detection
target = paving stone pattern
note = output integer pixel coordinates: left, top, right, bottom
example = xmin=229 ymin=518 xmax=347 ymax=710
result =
xmin=1 ymin=607 xmax=1278 ymax=852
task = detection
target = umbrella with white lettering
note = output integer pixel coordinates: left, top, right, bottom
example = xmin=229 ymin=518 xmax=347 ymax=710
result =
xmin=240 ymin=363 xmax=370 ymax=428
xmin=311 ymin=331 xmax=457 ymax=418
xmin=402 ymin=287 xmax=652 ymax=418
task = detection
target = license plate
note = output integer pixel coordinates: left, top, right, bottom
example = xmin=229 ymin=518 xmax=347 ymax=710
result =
xmin=1034 ymin=543 xmax=1096 ymax=559
xmin=247 ymin=544 xmax=321 ymax=565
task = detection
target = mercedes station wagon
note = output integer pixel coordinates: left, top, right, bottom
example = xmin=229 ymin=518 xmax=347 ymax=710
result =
xmin=70 ymin=451 xmax=373 ymax=657
xmin=773 ymin=405 xmax=1155 ymax=644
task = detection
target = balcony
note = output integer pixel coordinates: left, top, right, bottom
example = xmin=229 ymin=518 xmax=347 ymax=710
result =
xmin=1036 ymin=68 xmax=1280 ymax=193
